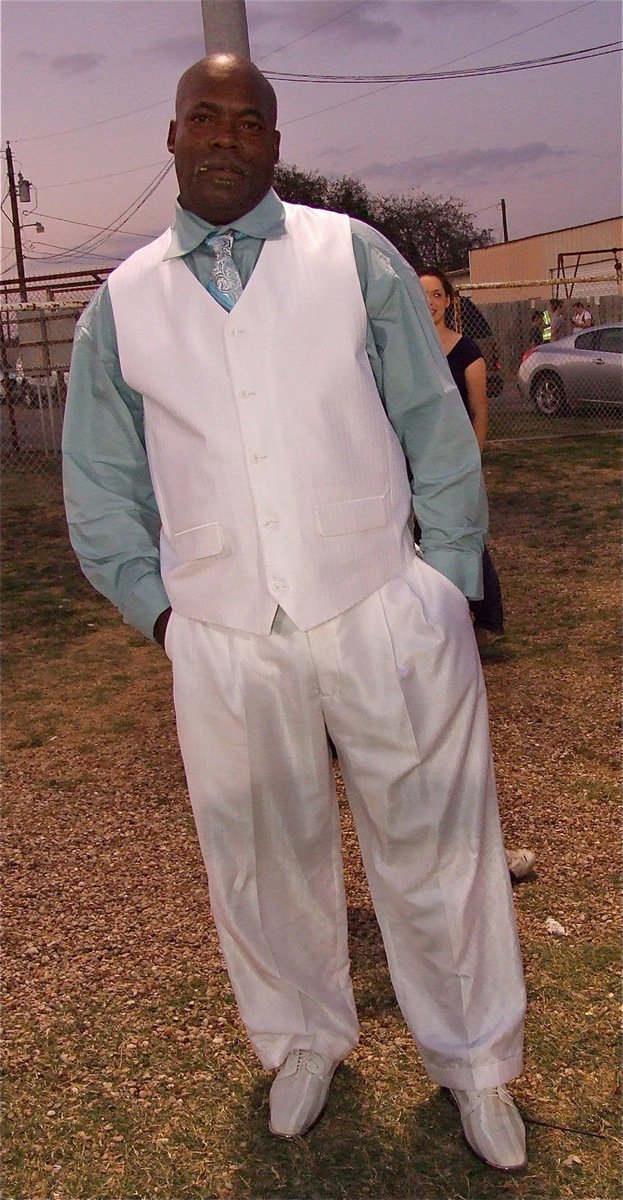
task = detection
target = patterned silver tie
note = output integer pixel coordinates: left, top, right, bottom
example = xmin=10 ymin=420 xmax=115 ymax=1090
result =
xmin=206 ymin=230 xmax=243 ymax=311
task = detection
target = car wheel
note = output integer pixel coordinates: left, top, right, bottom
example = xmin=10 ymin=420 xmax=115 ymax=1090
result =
xmin=532 ymin=371 xmax=566 ymax=416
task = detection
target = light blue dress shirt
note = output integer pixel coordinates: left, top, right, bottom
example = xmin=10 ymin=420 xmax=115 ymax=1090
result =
xmin=63 ymin=189 xmax=486 ymax=639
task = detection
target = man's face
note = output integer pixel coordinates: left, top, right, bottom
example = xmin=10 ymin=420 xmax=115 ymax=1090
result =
xmin=167 ymin=62 xmax=280 ymax=225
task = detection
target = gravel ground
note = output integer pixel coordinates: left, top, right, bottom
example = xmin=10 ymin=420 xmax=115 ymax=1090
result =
xmin=2 ymin=436 xmax=620 ymax=1199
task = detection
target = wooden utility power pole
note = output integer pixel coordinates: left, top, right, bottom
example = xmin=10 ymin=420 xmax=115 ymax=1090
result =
xmin=201 ymin=0 xmax=250 ymax=57
xmin=5 ymin=142 xmax=27 ymax=300
xmin=500 ymin=198 xmax=509 ymax=243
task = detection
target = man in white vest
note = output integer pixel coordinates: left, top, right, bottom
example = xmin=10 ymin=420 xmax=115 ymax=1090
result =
xmin=63 ymin=55 xmax=527 ymax=1171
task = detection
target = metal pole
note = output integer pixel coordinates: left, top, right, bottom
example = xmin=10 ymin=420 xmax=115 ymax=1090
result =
xmin=5 ymin=143 xmax=27 ymax=300
xmin=201 ymin=0 xmax=250 ymax=57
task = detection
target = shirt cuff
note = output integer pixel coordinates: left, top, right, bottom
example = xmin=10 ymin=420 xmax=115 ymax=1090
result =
xmin=422 ymin=547 xmax=484 ymax=601
xmin=121 ymin=570 xmax=171 ymax=640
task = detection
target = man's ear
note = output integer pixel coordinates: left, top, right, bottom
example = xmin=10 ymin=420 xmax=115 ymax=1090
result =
xmin=273 ymin=130 xmax=281 ymax=164
xmin=167 ymin=120 xmax=177 ymax=154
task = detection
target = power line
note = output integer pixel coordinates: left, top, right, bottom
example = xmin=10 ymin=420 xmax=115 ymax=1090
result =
xmin=268 ymin=42 xmax=621 ymax=83
xmin=15 ymin=97 xmax=173 ymax=144
xmin=23 ymin=241 xmax=123 ymax=263
xmin=34 ymin=161 xmax=173 ymax=261
xmin=33 ymin=212 xmax=154 ymax=238
xmin=9 ymin=1 xmax=605 ymax=146
xmin=256 ymin=2 xmax=366 ymax=62
xmin=38 ymin=160 xmax=171 ymax=190
xmin=411 ymin=0 xmax=597 ymax=71
xmin=279 ymin=43 xmax=621 ymax=128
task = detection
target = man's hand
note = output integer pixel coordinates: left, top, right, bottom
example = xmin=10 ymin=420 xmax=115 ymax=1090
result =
xmin=153 ymin=606 xmax=172 ymax=649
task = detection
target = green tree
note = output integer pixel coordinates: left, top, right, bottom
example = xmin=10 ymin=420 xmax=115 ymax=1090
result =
xmin=373 ymin=192 xmax=493 ymax=270
xmin=273 ymin=164 xmax=331 ymax=210
xmin=273 ymin=164 xmax=493 ymax=270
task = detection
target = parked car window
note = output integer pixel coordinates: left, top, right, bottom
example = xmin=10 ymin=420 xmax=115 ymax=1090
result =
xmin=595 ymin=327 xmax=623 ymax=354
xmin=574 ymin=331 xmax=596 ymax=350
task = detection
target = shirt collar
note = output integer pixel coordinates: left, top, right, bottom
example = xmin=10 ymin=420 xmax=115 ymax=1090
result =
xmin=163 ymin=188 xmax=286 ymax=259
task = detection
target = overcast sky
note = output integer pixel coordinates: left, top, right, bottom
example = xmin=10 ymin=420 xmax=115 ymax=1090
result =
xmin=1 ymin=0 xmax=621 ymax=276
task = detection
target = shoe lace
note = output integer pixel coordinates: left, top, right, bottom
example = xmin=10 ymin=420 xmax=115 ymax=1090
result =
xmin=288 ymin=1049 xmax=331 ymax=1076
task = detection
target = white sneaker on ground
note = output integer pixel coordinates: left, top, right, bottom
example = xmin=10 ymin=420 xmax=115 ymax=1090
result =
xmin=506 ymin=848 xmax=536 ymax=881
xmin=448 ymin=1085 xmax=527 ymax=1171
xmin=269 ymin=1049 xmax=338 ymax=1138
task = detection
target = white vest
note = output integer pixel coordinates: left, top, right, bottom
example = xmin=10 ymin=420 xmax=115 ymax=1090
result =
xmin=108 ymin=203 xmax=414 ymax=633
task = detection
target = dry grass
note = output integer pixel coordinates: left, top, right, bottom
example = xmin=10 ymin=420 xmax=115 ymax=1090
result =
xmin=2 ymin=434 xmax=620 ymax=1199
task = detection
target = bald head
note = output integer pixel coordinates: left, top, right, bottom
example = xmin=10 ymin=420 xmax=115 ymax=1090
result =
xmin=167 ymin=54 xmax=281 ymax=224
xmin=176 ymin=55 xmax=278 ymax=127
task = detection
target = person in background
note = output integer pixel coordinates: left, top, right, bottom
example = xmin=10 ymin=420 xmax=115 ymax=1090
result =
xmin=418 ymin=267 xmax=503 ymax=638
xmin=63 ymin=55 xmax=528 ymax=1169
xmin=549 ymin=298 xmax=566 ymax=341
xmin=418 ymin=267 xmax=535 ymax=886
xmin=530 ymin=310 xmax=545 ymax=346
xmin=572 ymin=299 xmax=593 ymax=331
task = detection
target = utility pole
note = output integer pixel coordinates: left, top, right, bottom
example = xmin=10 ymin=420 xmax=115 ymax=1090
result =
xmin=201 ymin=0 xmax=250 ymax=57
xmin=500 ymin=198 xmax=509 ymax=244
xmin=5 ymin=142 xmax=27 ymax=300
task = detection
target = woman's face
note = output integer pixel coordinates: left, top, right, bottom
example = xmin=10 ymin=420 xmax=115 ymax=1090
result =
xmin=419 ymin=275 xmax=450 ymax=328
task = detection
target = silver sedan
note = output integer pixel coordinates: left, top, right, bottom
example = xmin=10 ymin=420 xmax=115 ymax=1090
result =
xmin=517 ymin=323 xmax=623 ymax=415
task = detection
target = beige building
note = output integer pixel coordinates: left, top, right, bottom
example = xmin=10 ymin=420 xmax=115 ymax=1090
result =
xmin=467 ymin=217 xmax=623 ymax=303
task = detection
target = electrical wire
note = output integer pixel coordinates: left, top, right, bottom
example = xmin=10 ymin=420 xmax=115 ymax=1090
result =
xmin=15 ymin=97 xmax=173 ymax=145
xmin=34 ymin=161 xmax=173 ymax=260
xmin=38 ymin=161 xmax=173 ymax=190
xmin=256 ymin=2 xmax=367 ymax=63
xmin=2 ymin=0 xmax=613 ymax=265
xmin=267 ymin=42 xmax=621 ymax=83
xmin=9 ymin=0 xmax=607 ymax=146
xmin=392 ymin=0 xmax=598 ymax=73
xmin=279 ymin=43 xmax=621 ymax=128
xmin=23 ymin=241 xmax=123 ymax=263
xmin=33 ymin=212 xmax=154 ymax=238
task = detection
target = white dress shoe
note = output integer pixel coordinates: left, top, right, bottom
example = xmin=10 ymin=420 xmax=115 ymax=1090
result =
xmin=449 ymin=1086 xmax=527 ymax=1171
xmin=269 ymin=1049 xmax=338 ymax=1138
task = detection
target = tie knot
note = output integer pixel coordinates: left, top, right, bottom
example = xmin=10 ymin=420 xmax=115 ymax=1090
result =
xmin=206 ymin=228 xmax=237 ymax=249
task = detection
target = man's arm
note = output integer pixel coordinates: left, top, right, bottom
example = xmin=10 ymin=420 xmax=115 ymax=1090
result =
xmin=351 ymin=220 xmax=486 ymax=600
xmin=62 ymin=285 xmax=171 ymax=640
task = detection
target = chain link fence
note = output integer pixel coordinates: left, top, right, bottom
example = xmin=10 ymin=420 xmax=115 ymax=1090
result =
xmin=2 ymin=274 xmax=621 ymax=501
xmin=453 ymin=277 xmax=622 ymax=440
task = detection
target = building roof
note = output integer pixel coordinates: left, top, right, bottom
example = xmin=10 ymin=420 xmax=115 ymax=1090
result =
xmin=482 ymin=216 xmax=622 ymax=250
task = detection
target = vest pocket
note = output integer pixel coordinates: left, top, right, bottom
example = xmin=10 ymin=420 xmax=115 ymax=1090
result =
xmin=315 ymin=494 xmax=388 ymax=537
xmin=172 ymin=521 xmax=223 ymax=562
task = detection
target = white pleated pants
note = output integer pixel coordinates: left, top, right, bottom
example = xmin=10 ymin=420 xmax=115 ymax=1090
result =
xmin=165 ymin=556 xmax=526 ymax=1089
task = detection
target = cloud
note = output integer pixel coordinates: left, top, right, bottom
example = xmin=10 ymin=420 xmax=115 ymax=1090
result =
xmin=51 ymin=53 xmax=104 ymax=76
xmin=362 ymin=142 xmax=576 ymax=188
xmin=414 ymin=1 xmax=521 ymax=20
xmin=251 ymin=0 xmax=401 ymax=57
xmin=335 ymin=7 xmax=401 ymax=45
xmin=137 ymin=33 xmax=205 ymax=64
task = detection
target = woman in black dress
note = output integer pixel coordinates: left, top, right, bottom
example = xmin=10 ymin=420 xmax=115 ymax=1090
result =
xmin=418 ymin=267 xmax=504 ymax=640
